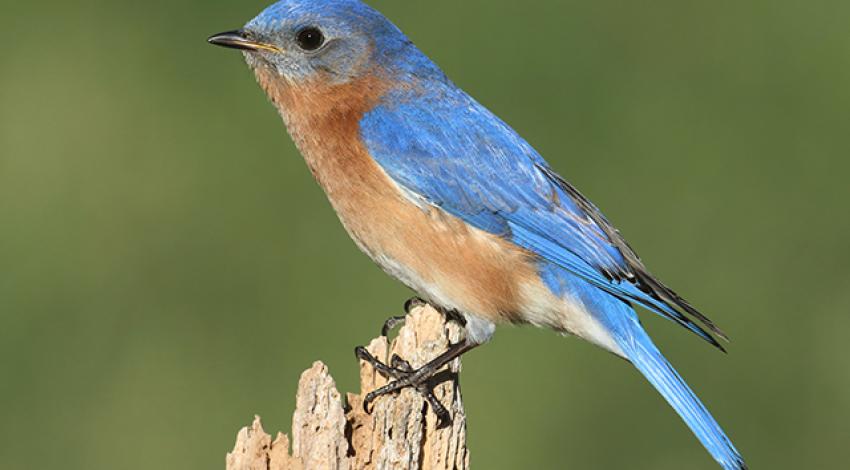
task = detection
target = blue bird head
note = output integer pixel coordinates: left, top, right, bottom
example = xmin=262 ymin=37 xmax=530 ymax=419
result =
xmin=209 ymin=0 xmax=442 ymax=85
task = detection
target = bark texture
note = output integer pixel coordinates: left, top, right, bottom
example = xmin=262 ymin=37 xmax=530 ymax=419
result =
xmin=226 ymin=305 xmax=469 ymax=470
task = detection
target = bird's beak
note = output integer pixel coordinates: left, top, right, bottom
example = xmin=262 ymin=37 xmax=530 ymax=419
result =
xmin=207 ymin=30 xmax=281 ymax=53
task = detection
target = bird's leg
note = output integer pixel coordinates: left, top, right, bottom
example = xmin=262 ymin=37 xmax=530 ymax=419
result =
xmin=355 ymin=339 xmax=477 ymax=428
xmin=380 ymin=296 xmax=466 ymax=337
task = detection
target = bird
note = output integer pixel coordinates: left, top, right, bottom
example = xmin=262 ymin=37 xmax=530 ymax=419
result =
xmin=208 ymin=1 xmax=745 ymax=468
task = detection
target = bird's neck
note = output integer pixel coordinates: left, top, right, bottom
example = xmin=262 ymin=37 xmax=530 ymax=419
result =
xmin=254 ymin=66 xmax=390 ymax=153
xmin=251 ymin=65 xmax=404 ymax=206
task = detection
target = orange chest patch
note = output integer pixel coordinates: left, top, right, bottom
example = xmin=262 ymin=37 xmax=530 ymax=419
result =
xmin=253 ymin=66 xmax=390 ymax=193
xmin=252 ymin=66 xmax=539 ymax=322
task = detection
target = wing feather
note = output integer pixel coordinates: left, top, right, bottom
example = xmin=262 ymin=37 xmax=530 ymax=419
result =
xmin=360 ymin=88 xmax=727 ymax=349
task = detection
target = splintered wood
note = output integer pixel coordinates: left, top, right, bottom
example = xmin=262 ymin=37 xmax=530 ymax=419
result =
xmin=225 ymin=305 xmax=469 ymax=470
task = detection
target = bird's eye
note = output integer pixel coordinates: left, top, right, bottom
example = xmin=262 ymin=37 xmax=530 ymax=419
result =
xmin=295 ymin=27 xmax=325 ymax=51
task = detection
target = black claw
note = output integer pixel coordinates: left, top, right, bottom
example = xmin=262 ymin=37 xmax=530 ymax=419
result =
xmin=422 ymin=388 xmax=452 ymax=428
xmin=362 ymin=378 xmax=412 ymax=413
xmin=355 ymin=346 xmax=398 ymax=378
xmin=381 ymin=315 xmax=407 ymax=337
xmin=403 ymin=296 xmax=427 ymax=313
xmin=390 ymin=354 xmax=412 ymax=371
xmin=354 ymin=345 xmax=370 ymax=362
xmin=363 ymin=392 xmax=375 ymax=413
xmin=440 ymin=308 xmax=467 ymax=326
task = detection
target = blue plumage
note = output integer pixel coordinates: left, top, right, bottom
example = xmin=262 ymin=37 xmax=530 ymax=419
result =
xmin=361 ymin=84 xmax=725 ymax=349
xmin=573 ymin=271 xmax=746 ymax=469
xmin=539 ymin=261 xmax=745 ymax=468
xmin=361 ymin=64 xmax=746 ymax=469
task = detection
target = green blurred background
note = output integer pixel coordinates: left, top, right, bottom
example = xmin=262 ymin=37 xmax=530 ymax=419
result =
xmin=1 ymin=0 xmax=848 ymax=468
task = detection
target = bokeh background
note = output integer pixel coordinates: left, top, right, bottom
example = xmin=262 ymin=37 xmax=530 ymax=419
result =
xmin=2 ymin=0 xmax=849 ymax=468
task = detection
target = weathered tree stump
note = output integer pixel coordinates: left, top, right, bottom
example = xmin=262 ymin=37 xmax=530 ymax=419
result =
xmin=226 ymin=305 xmax=470 ymax=470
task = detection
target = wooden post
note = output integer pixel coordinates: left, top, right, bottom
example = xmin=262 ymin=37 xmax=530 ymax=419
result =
xmin=225 ymin=305 xmax=470 ymax=470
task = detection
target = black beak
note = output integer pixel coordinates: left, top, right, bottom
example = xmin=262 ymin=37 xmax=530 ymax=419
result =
xmin=207 ymin=30 xmax=280 ymax=52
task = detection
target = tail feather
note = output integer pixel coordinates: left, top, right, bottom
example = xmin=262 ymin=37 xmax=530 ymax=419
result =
xmin=540 ymin=262 xmax=745 ymax=468
xmin=616 ymin=317 xmax=747 ymax=470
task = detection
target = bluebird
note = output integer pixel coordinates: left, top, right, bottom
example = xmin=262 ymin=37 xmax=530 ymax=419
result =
xmin=208 ymin=1 xmax=745 ymax=468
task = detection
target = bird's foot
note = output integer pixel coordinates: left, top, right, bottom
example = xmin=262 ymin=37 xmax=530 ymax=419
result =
xmin=355 ymin=340 xmax=475 ymax=429
xmin=380 ymin=296 xmax=466 ymax=337
xmin=355 ymin=346 xmax=451 ymax=427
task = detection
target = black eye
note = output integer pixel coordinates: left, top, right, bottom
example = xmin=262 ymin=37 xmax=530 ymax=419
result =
xmin=295 ymin=27 xmax=325 ymax=51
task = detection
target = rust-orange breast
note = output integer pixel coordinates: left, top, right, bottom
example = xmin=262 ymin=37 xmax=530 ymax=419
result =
xmin=252 ymin=65 xmax=541 ymax=323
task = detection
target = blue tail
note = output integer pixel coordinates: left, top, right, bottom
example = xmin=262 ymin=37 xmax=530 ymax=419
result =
xmin=556 ymin=265 xmax=747 ymax=470
xmin=541 ymin=262 xmax=746 ymax=468
xmin=612 ymin=310 xmax=746 ymax=469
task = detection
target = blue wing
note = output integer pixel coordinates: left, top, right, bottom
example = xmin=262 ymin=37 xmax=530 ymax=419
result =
xmin=360 ymin=86 xmax=727 ymax=349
